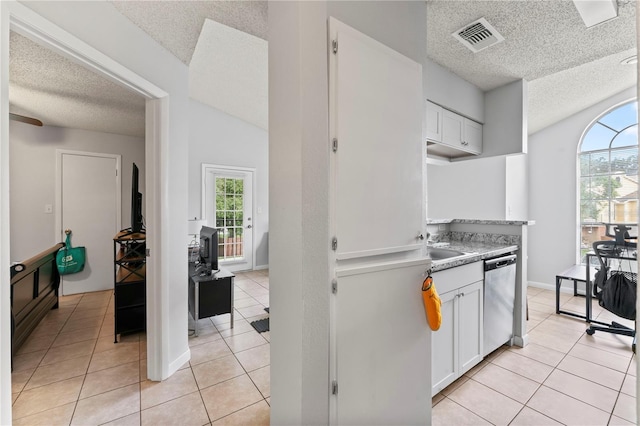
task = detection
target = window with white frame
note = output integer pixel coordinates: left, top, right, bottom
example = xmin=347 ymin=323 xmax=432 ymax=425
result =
xmin=579 ymin=100 xmax=638 ymax=263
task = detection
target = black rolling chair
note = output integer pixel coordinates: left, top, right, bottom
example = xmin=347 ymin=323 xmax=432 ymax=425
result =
xmin=588 ymin=235 xmax=637 ymax=353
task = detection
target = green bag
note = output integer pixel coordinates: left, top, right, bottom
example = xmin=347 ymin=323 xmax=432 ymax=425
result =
xmin=56 ymin=232 xmax=86 ymax=275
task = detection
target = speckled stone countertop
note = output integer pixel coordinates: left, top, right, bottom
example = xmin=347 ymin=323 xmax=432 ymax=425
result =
xmin=427 ymin=219 xmax=535 ymax=226
xmin=427 ymin=241 xmax=518 ymax=272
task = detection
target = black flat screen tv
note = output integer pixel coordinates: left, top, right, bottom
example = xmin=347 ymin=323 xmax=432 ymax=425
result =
xmin=199 ymin=226 xmax=219 ymax=275
xmin=131 ymin=163 xmax=144 ymax=233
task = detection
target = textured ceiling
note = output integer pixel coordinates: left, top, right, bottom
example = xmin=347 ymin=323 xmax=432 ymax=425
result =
xmin=8 ymin=1 xmax=637 ymax=139
xmin=110 ymin=0 xmax=267 ymax=65
xmin=189 ymin=19 xmax=268 ymax=129
xmin=9 ymin=31 xmax=146 ymax=137
xmin=426 ymin=0 xmax=637 ymax=134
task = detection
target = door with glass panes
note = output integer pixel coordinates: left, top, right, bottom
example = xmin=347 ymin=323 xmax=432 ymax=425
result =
xmin=204 ymin=166 xmax=254 ymax=272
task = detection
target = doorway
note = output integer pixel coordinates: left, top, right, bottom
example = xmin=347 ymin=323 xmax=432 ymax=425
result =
xmin=56 ymin=150 xmax=121 ymax=295
xmin=1 ymin=5 xmax=174 ymax=416
xmin=203 ymin=165 xmax=254 ymax=272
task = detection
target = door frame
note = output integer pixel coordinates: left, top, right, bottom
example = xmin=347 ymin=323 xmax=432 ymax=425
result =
xmin=201 ymin=163 xmax=256 ymax=271
xmin=1 ymin=3 xmax=171 ymax=417
xmin=55 ymin=150 xmax=122 ymax=295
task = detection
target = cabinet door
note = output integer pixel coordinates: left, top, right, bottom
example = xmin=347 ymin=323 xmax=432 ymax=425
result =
xmin=331 ymin=18 xmax=424 ymax=260
xmin=426 ymin=101 xmax=443 ymax=142
xmin=463 ymin=119 xmax=483 ymax=154
xmin=441 ymin=110 xmax=464 ymax=149
xmin=335 ymin=260 xmax=431 ymax=424
xmin=458 ymin=280 xmax=483 ymax=374
xmin=431 ymin=289 xmax=457 ymax=396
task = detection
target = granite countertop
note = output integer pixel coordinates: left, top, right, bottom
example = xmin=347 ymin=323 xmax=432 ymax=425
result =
xmin=427 ymin=241 xmax=518 ymax=272
xmin=427 ymin=219 xmax=535 ymax=226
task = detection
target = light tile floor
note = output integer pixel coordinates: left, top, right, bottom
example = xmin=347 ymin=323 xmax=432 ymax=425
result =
xmin=433 ymin=286 xmax=638 ymax=425
xmin=11 ymin=277 xmax=638 ymax=425
xmin=11 ymin=269 xmax=271 ymax=425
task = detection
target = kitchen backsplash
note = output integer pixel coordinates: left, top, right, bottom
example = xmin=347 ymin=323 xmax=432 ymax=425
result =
xmin=427 ymin=224 xmax=521 ymax=246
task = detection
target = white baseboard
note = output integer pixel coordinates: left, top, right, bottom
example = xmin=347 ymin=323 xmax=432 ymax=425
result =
xmin=513 ymin=333 xmax=529 ymax=348
xmin=168 ymin=347 xmax=191 ymax=377
xmin=528 ymin=280 xmax=585 ymax=295
xmin=528 ymin=281 xmax=554 ymax=291
xmin=254 ymin=264 xmax=269 ymax=271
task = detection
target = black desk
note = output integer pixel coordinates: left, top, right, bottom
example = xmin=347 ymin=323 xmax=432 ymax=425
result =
xmin=188 ymin=264 xmax=234 ymax=336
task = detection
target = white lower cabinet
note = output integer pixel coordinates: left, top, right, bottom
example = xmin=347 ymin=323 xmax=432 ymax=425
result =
xmin=431 ymin=278 xmax=483 ymax=396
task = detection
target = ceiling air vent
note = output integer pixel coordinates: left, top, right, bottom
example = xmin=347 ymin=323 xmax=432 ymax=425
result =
xmin=452 ymin=17 xmax=504 ymax=53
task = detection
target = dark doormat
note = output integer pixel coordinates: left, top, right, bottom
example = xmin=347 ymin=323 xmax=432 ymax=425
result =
xmin=251 ymin=318 xmax=269 ymax=333
xmin=251 ymin=307 xmax=270 ymax=333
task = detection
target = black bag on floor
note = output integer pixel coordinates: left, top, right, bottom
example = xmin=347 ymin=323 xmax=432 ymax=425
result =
xmin=599 ymin=271 xmax=636 ymax=320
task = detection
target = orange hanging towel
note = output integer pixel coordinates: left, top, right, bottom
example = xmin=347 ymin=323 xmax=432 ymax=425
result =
xmin=422 ymin=274 xmax=442 ymax=331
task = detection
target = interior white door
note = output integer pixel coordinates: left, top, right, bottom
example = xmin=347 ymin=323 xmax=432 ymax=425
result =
xmin=330 ymin=17 xmax=424 ymax=260
xmin=58 ymin=151 xmax=120 ymax=295
xmin=203 ymin=166 xmax=254 ymax=272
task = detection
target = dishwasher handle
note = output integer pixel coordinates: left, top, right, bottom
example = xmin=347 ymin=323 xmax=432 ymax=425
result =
xmin=484 ymin=254 xmax=517 ymax=271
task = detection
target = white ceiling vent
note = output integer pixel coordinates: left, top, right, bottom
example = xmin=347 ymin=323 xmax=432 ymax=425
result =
xmin=452 ymin=17 xmax=504 ymax=53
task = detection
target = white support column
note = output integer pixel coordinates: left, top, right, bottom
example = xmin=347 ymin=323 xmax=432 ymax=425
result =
xmin=268 ymin=1 xmax=331 ymax=424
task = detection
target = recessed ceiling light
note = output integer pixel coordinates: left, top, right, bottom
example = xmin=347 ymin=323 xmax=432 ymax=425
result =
xmin=621 ymin=55 xmax=638 ymax=65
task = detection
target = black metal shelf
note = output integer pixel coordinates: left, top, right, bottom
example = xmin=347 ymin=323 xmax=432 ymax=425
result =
xmin=113 ymin=230 xmax=146 ymax=343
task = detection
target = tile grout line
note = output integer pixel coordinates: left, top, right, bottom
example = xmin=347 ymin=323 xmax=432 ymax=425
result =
xmin=506 ymin=305 xmax=629 ymax=421
xmin=71 ymin=291 xmax=111 ymax=424
xmin=13 ymin=279 xmax=271 ymax=424
xmin=13 ymin=292 xmax=85 ymax=421
xmin=435 ymin=288 xmax=634 ymax=424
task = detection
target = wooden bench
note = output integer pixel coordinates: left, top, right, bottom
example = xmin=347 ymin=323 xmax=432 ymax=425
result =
xmin=11 ymin=243 xmax=64 ymax=360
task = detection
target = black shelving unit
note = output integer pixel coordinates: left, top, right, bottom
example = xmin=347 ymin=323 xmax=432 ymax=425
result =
xmin=113 ymin=230 xmax=146 ymax=342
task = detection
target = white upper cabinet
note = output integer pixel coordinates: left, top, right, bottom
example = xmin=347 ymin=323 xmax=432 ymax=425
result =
xmin=463 ymin=117 xmax=483 ymax=154
xmin=425 ymin=101 xmax=444 ymax=142
xmin=442 ymin=109 xmax=464 ymax=148
xmin=426 ymin=101 xmax=483 ymax=158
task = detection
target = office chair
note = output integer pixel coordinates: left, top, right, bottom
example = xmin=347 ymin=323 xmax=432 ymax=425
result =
xmin=588 ymin=236 xmax=636 ymax=353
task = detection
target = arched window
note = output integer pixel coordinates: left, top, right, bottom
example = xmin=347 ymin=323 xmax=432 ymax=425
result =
xmin=579 ymin=100 xmax=638 ymax=262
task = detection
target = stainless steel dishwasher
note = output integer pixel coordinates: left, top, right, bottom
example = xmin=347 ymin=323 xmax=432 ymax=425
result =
xmin=483 ymin=254 xmax=517 ymax=356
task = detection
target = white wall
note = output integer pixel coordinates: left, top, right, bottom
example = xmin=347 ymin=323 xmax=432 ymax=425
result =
xmin=505 ymin=154 xmax=528 ymax=220
xmin=428 ymin=156 xmax=506 ymax=220
xmin=481 ymin=79 xmax=528 ymax=158
xmin=188 ymin=99 xmax=269 ymax=268
xmin=269 ymin=1 xmax=427 ymax=423
xmin=10 ymin=0 xmax=191 ymax=385
xmin=528 ymin=87 xmax=636 ymax=286
xmin=427 ymin=154 xmax=528 ymax=221
xmin=425 ymin=58 xmax=484 ymax=123
xmin=9 ymin=122 xmax=145 ymax=262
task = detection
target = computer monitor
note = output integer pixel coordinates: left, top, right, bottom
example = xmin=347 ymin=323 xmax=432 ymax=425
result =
xmin=198 ymin=226 xmax=219 ymax=275
xmin=131 ymin=163 xmax=144 ymax=233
